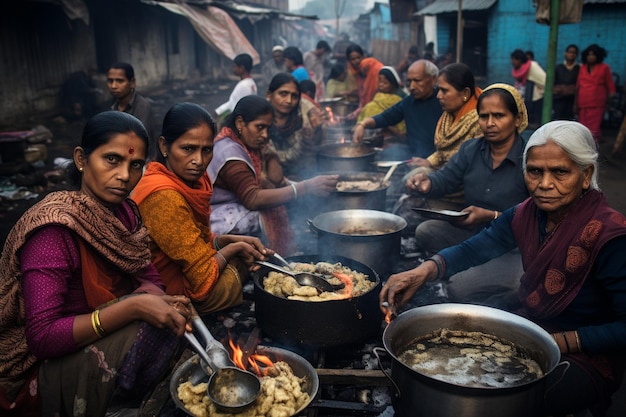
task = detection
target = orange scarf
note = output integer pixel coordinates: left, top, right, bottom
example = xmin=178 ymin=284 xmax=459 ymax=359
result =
xmin=132 ymin=162 xmax=213 ymax=226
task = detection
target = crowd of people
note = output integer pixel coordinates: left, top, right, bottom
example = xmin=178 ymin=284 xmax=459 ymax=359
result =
xmin=1 ymin=37 xmax=624 ymax=417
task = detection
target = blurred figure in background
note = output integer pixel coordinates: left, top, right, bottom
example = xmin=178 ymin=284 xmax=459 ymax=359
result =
xmin=215 ymin=53 xmax=257 ymax=126
xmin=303 ymin=40 xmax=331 ymax=101
xmin=511 ymin=49 xmax=546 ymax=127
xmin=263 ymin=45 xmax=286 ymax=87
xmin=553 ymin=44 xmax=580 ymax=121
xmin=283 ymin=46 xmax=309 ymax=83
xmin=575 ymin=44 xmax=616 ymax=142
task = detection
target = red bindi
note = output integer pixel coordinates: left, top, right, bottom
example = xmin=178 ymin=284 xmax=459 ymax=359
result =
xmin=128 ymin=147 xmax=134 ymax=154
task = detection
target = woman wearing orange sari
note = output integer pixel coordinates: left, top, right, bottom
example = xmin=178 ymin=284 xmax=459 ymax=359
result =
xmin=345 ymin=44 xmax=384 ymax=120
xmin=132 ymin=103 xmax=272 ymax=314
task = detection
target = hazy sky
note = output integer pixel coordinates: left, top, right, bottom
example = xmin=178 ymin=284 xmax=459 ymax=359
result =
xmin=289 ymin=0 xmax=386 ymax=11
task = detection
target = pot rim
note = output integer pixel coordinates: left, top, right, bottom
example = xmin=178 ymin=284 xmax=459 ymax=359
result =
xmin=382 ymin=303 xmax=562 ymax=391
xmin=310 ymin=209 xmax=407 ymax=236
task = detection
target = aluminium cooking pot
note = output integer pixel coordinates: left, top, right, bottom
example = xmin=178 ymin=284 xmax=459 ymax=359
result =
xmin=377 ymin=303 xmax=565 ymax=417
xmin=317 ymin=171 xmax=389 ymax=212
xmin=307 ymin=209 xmax=406 ymax=277
xmin=170 ymin=346 xmax=319 ymax=417
xmin=316 ymin=143 xmax=377 ymax=173
xmin=252 ymin=255 xmax=382 ymax=347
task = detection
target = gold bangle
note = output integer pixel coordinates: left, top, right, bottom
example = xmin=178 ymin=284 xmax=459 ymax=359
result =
xmin=91 ymin=310 xmax=105 ymax=338
xmin=493 ymin=210 xmax=499 ymax=220
xmin=562 ymin=331 xmax=571 ymax=353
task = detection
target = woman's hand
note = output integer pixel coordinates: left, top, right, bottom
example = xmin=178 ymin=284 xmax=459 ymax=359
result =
xmin=131 ymin=294 xmax=191 ymax=337
xmin=406 ymin=172 xmax=431 ymax=194
xmin=455 ymin=206 xmax=497 ymax=227
xmin=407 ymin=157 xmax=431 ymax=168
xmin=379 ymin=261 xmax=438 ymax=314
xmin=302 ymin=175 xmax=339 ymax=197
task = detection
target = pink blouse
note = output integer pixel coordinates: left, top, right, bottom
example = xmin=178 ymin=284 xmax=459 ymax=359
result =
xmin=20 ymin=225 xmax=163 ymax=359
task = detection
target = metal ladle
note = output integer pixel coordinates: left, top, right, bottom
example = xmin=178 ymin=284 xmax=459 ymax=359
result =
xmin=184 ymin=307 xmax=261 ymax=414
xmin=255 ymin=260 xmax=344 ymax=292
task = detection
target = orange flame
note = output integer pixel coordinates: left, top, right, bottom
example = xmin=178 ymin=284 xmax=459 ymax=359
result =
xmin=325 ymin=106 xmax=335 ymax=123
xmin=332 ymin=272 xmax=354 ymax=299
xmin=228 ymin=336 xmax=275 ymax=377
xmin=384 ymin=310 xmax=392 ymax=324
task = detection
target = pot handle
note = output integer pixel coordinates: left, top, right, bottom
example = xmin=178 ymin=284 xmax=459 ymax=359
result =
xmin=372 ymin=347 xmax=401 ymax=399
xmin=306 ymin=218 xmax=320 ymax=236
xmin=544 ymin=360 xmax=570 ymax=399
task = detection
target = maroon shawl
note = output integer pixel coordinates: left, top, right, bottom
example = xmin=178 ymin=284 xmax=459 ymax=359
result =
xmin=512 ymin=190 xmax=626 ymax=320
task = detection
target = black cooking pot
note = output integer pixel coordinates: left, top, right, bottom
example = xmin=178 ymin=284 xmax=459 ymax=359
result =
xmin=316 ymin=143 xmax=377 ymax=173
xmin=375 ymin=304 xmax=565 ymax=417
xmin=252 ymin=255 xmax=382 ymax=347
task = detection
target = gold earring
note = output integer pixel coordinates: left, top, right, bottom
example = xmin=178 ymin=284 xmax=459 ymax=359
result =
xmin=163 ymin=153 xmax=167 ymax=158
xmin=78 ymin=167 xmax=83 ymax=172
xmin=463 ymin=97 xmax=468 ymax=102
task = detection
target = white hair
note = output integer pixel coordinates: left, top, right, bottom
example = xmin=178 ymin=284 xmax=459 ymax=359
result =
xmin=523 ymin=120 xmax=600 ymax=191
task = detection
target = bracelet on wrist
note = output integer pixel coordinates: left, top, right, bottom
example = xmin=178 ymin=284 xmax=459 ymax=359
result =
xmin=493 ymin=210 xmax=500 ymax=220
xmin=213 ymin=235 xmax=221 ymax=250
xmin=290 ymin=182 xmax=298 ymax=200
xmin=215 ymin=250 xmax=227 ymax=268
xmin=91 ymin=309 xmax=105 ymax=338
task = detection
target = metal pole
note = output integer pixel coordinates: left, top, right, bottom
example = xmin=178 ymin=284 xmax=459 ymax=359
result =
xmin=456 ymin=0 xmax=463 ymax=63
xmin=543 ymin=0 xmax=560 ymax=124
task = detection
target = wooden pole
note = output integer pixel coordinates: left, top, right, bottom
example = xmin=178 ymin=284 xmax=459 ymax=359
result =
xmin=543 ymin=0 xmax=560 ymax=124
xmin=456 ymin=0 xmax=463 ymax=63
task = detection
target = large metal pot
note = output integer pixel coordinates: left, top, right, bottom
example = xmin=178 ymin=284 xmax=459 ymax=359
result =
xmin=378 ymin=304 xmax=564 ymax=417
xmin=308 ymin=209 xmax=406 ymax=277
xmin=316 ymin=143 xmax=377 ymax=173
xmin=170 ymin=346 xmax=319 ymax=416
xmin=252 ymin=254 xmax=382 ymax=347
xmin=318 ymin=171 xmax=388 ymax=212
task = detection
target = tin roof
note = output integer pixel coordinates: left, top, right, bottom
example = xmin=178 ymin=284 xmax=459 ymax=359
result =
xmin=414 ymin=0 xmax=498 ymax=15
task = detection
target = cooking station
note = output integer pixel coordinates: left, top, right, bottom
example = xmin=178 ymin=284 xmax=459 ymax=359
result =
xmin=150 ymin=147 xmax=456 ymax=416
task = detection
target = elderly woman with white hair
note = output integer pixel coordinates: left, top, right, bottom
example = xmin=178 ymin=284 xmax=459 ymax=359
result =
xmin=380 ymin=120 xmax=626 ymax=416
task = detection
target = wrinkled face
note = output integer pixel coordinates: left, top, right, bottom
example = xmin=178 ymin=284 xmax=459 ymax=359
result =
xmin=436 ymin=74 xmax=468 ymax=115
xmin=267 ymin=81 xmax=300 ymax=116
xmin=75 ymin=132 xmax=146 ymax=208
xmin=159 ymin=123 xmax=214 ymax=187
xmin=106 ymin=68 xmax=134 ymax=100
xmin=378 ymin=74 xmax=395 ymax=94
xmin=406 ymin=63 xmax=436 ymax=100
xmin=524 ymin=141 xmax=592 ymax=217
xmin=237 ymin=113 xmax=273 ymax=150
xmin=478 ymin=94 xmax=521 ymax=144
xmin=348 ymin=51 xmax=363 ymax=71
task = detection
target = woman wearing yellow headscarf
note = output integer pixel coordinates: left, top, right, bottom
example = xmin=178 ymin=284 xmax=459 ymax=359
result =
xmin=404 ymin=82 xmax=530 ymax=309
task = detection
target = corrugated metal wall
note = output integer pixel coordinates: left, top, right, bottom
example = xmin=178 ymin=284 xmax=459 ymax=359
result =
xmin=0 ymin=2 xmax=97 ymax=127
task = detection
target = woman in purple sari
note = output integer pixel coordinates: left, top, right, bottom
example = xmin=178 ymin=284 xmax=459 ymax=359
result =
xmin=380 ymin=120 xmax=626 ymax=416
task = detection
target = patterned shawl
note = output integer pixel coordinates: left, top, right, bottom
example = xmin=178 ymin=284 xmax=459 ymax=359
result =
xmin=430 ymin=87 xmax=483 ymax=168
xmin=512 ymin=190 xmax=626 ymax=320
xmin=0 ymin=191 xmax=151 ymax=378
